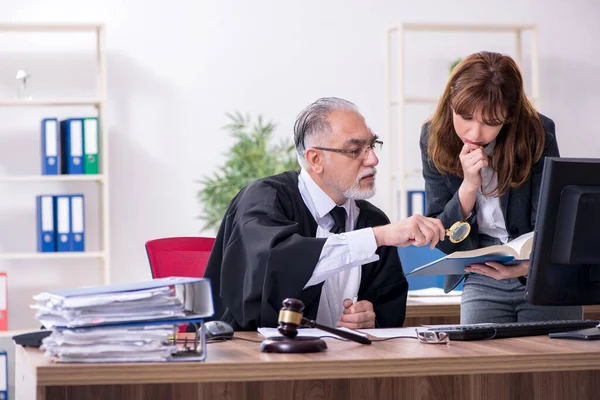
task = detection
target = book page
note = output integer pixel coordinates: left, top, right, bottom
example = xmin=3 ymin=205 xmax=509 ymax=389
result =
xmin=504 ymin=232 xmax=534 ymax=259
xmin=447 ymin=244 xmax=518 ymax=259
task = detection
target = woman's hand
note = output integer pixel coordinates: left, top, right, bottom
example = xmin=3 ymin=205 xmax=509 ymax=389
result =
xmin=465 ymin=261 xmax=530 ymax=280
xmin=459 ymin=143 xmax=488 ymax=192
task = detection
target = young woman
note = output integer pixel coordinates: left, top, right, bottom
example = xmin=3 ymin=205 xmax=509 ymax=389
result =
xmin=419 ymin=51 xmax=582 ymax=324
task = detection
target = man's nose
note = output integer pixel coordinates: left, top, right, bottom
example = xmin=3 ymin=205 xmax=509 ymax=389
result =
xmin=364 ymin=148 xmax=379 ymax=166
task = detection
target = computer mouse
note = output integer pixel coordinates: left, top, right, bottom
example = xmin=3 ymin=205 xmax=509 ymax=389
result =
xmin=204 ymin=320 xmax=234 ymax=340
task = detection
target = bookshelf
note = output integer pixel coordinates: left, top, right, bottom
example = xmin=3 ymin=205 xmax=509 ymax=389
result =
xmin=385 ymin=23 xmax=539 ymax=220
xmin=0 ymin=23 xmax=110 ymax=284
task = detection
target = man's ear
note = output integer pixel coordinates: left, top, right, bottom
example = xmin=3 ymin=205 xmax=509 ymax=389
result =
xmin=305 ymin=148 xmax=324 ymax=174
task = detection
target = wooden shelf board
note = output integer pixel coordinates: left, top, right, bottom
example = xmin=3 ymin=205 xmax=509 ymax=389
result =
xmin=0 ymin=24 xmax=103 ymax=32
xmin=0 ymin=251 xmax=105 ymax=260
xmin=0 ymin=99 xmax=102 ymax=107
xmin=0 ymin=175 xmax=105 ymax=183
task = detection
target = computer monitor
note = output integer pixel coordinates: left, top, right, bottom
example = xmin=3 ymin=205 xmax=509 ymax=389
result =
xmin=526 ymin=157 xmax=600 ymax=308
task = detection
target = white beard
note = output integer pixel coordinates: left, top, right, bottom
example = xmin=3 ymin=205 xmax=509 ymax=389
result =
xmin=343 ymin=168 xmax=376 ymax=200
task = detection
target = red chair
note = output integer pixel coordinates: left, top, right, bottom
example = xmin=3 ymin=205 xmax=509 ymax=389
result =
xmin=145 ymin=236 xmax=216 ymax=333
xmin=145 ymin=236 xmax=216 ymax=279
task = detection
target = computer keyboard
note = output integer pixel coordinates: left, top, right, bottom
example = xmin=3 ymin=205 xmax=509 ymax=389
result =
xmin=427 ymin=320 xmax=600 ymax=341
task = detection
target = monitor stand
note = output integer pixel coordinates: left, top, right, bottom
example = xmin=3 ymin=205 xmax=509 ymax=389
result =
xmin=549 ymin=327 xmax=600 ymax=340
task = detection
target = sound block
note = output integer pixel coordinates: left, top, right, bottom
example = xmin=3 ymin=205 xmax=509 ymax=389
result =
xmin=260 ymin=336 xmax=327 ymax=353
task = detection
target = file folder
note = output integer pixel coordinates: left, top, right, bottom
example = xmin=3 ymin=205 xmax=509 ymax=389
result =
xmin=407 ymin=190 xmax=426 ymax=216
xmin=83 ymin=117 xmax=99 ymax=174
xmin=34 ymin=277 xmax=214 ymax=363
xmin=0 ymin=350 xmax=6 ymax=399
xmin=41 ymin=118 xmax=59 ymax=175
xmin=54 ymin=195 xmax=71 ymax=252
xmin=36 ymin=195 xmax=56 ymax=252
xmin=70 ymin=194 xmax=85 ymax=252
xmin=0 ymin=273 xmax=6 ymax=331
xmin=60 ymin=119 xmax=84 ymax=174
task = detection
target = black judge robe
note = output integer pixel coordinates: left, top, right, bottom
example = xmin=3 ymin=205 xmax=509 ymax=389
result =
xmin=203 ymin=170 xmax=408 ymax=331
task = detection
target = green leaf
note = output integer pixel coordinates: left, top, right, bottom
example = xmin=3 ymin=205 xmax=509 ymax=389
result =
xmin=197 ymin=112 xmax=299 ymax=231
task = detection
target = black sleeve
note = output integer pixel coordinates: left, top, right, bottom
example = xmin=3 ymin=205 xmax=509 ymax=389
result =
xmin=419 ymin=123 xmax=479 ymax=254
xmin=530 ymin=117 xmax=560 ymax=229
xmin=212 ymin=183 xmax=327 ymax=330
xmin=521 ymin=115 xmax=559 ymax=286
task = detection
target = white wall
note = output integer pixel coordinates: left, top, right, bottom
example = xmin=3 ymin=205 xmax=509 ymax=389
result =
xmin=0 ymin=0 xmax=598 ymax=330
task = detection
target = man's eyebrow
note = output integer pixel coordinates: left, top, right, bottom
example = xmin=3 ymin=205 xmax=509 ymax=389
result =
xmin=344 ymin=134 xmax=379 ymax=146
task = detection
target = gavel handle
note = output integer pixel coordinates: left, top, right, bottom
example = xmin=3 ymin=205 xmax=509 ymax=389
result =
xmin=301 ymin=318 xmax=372 ymax=345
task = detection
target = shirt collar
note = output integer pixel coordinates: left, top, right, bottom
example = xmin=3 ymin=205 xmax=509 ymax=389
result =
xmin=299 ymin=168 xmax=351 ymax=219
xmin=483 ymin=139 xmax=496 ymax=155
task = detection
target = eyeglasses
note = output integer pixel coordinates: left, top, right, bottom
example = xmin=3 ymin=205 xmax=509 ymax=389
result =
xmin=313 ymin=140 xmax=383 ymax=160
xmin=416 ymin=329 xmax=450 ymax=344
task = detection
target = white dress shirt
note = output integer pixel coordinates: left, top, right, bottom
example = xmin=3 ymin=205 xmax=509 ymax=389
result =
xmin=476 ymin=140 xmax=509 ymax=244
xmin=298 ymin=169 xmax=379 ymax=327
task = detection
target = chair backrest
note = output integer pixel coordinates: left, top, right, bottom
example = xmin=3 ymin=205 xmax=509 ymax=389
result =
xmin=145 ymin=237 xmax=216 ymax=279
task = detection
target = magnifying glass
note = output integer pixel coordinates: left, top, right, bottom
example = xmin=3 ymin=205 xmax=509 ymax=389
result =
xmin=446 ymin=220 xmax=471 ymax=243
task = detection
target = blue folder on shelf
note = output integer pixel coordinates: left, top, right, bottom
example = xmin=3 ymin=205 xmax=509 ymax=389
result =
xmin=53 ymin=195 xmax=71 ymax=252
xmin=36 ymin=195 xmax=56 ymax=252
xmin=60 ymin=118 xmax=84 ymax=175
xmin=0 ymin=351 xmax=6 ymax=399
xmin=41 ymin=118 xmax=59 ymax=175
xmin=69 ymin=194 xmax=85 ymax=252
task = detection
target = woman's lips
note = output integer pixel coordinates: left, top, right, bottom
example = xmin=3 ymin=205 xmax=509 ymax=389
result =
xmin=464 ymin=139 xmax=483 ymax=146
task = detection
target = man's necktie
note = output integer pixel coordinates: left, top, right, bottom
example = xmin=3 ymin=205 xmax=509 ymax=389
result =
xmin=329 ymin=206 xmax=347 ymax=234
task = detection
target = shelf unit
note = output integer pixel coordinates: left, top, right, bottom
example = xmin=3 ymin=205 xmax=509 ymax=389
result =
xmin=385 ymin=23 xmax=539 ymax=220
xmin=0 ymin=23 xmax=110 ymax=284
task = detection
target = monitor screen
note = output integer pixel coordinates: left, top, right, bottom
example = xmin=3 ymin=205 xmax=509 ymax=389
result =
xmin=526 ymin=157 xmax=600 ymax=306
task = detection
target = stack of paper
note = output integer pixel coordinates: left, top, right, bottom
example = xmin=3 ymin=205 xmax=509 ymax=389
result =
xmin=31 ymin=277 xmax=214 ymax=363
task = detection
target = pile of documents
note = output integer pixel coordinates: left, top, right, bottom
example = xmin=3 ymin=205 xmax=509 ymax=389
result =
xmin=31 ymin=277 xmax=214 ymax=363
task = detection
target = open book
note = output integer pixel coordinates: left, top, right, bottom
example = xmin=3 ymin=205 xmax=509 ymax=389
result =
xmin=406 ymin=232 xmax=534 ymax=277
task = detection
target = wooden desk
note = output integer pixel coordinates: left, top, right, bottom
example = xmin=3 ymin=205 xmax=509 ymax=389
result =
xmin=16 ymin=331 xmax=600 ymax=400
xmin=405 ymin=297 xmax=600 ymax=326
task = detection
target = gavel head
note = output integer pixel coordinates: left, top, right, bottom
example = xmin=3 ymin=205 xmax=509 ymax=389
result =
xmin=277 ymin=298 xmax=305 ymax=338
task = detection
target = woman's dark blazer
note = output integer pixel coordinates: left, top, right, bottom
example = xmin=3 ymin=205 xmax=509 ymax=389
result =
xmin=418 ymin=114 xmax=559 ymax=292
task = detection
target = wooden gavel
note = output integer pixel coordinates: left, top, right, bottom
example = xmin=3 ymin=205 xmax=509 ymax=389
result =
xmin=277 ymin=298 xmax=372 ymax=345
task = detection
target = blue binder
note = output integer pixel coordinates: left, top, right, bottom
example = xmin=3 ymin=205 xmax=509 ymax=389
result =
xmin=36 ymin=195 xmax=56 ymax=252
xmin=0 ymin=351 xmax=6 ymax=400
xmin=69 ymin=194 xmax=85 ymax=252
xmin=54 ymin=195 xmax=71 ymax=252
xmin=60 ymin=119 xmax=84 ymax=175
xmin=41 ymin=118 xmax=59 ymax=175
xmin=407 ymin=190 xmax=426 ymax=216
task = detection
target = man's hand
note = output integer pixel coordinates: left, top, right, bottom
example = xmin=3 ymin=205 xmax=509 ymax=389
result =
xmin=337 ymin=299 xmax=375 ymax=329
xmin=372 ymin=214 xmax=445 ymax=249
xmin=465 ymin=261 xmax=529 ymax=280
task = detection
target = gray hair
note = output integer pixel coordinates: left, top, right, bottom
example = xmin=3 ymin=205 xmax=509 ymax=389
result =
xmin=293 ymin=97 xmax=360 ymax=166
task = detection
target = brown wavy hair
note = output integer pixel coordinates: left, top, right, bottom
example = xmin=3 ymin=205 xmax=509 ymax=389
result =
xmin=427 ymin=51 xmax=545 ymax=196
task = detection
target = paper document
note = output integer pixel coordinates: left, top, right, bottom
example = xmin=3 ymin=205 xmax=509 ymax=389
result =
xmin=32 ymin=277 xmax=213 ymax=363
xmin=258 ymin=327 xmax=367 ymax=340
xmin=356 ymin=328 xmax=421 ymax=339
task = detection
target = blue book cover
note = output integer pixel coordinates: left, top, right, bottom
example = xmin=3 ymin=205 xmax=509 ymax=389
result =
xmin=42 ymin=276 xmax=211 ymax=298
xmin=407 ymin=232 xmax=534 ymax=277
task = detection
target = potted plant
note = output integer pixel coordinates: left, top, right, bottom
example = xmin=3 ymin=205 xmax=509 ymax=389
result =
xmin=197 ymin=111 xmax=299 ymax=231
